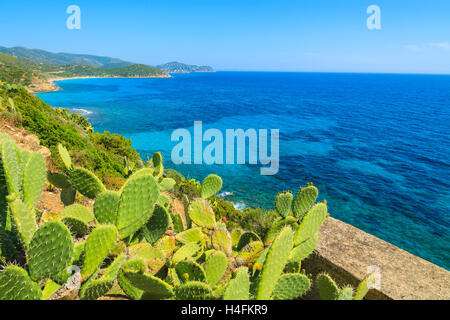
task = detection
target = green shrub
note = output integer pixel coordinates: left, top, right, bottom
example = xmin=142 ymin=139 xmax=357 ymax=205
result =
xmin=239 ymin=207 xmax=279 ymax=239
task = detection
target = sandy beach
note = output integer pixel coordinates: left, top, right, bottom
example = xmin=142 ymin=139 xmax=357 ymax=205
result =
xmin=29 ymin=74 xmax=172 ymax=93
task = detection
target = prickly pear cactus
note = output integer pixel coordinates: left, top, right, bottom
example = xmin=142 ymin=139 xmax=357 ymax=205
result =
xmin=159 ymin=177 xmax=176 ymax=191
xmin=60 ymin=204 xmax=95 ymax=236
xmin=80 ymin=254 xmax=127 ymax=300
xmin=116 ymin=173 xmax=159 ymax=239
xmin=223 ymin=267 xmax=250 ymax=300
xmin=274 ymin=191 xmax=293 ymax=218
xmin=292 ymin=185 xmax=318 ymax=219
xmin=22 ymin=152 xmax=46 ymax=208
xmin=57 ymin=143 xmax=72 ymax=171
xmin=237 ymin=231 xmax=261 ymax=251
xmin=0 ymin=266 xmax=42 ymax=300
xmin=204 ymin=251 xmax=228 ymax=287
xmin=316 ymin=273 xmax=340 ymax=300
xmin=140 ymin=205 xmax=170 ymax=244
xmin=1 ymin=139 xmax=19 ymax=195
xmin=200 ymin=174 xmax=223 ymax=199
xmin=294 ymin=202 xmax=328 ymax=245
xmin=172 ymin=242 xmax=203 ymax=265
xmin=256 ymin=226 xmax=293 ymax=300
xmin=175 ymin=260 xmax=206 ymax=283
xmin=289 ymin=233 xmax=318 ymax=263
xmin=70 ymin=167 xmax=106 ymax=199
xmin=188 ymin=198 xmax=216 ymax=229
xmin=81 ymin=225 xmax=118 ymax=277
xmin=28 ymin=221 xmax=74 ymax=281
xmin=47 ymin=172 xmax=71 ymax=189
xmin=9 ymin=198 xmax=37 ymax=248
xmin=212 ymin=227 xmax=232 ymax=256
xmin=273 ymin=273 xmax=310 ymax=300
xmin=353 ymin=273 xmax=376 ymax=300
xmin=93 ymin=190 xmax=120 ymax=225
xmin=175 ymin=281 xmax=212 ymax=300
xmin=124 ymin=271 xmax=174 ymax=300
xmin=175 ymin=227 xmax=205 ymax=244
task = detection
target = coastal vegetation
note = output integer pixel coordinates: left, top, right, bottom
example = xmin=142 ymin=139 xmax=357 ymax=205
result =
xmin=0 ymin=134 xmax=375 ymax=300
xmin=0 ymin=77 xmax=376 ymax=300
xmin=0 ymin=49 xmax=168 ymax=93
xmin=0 ymin=84 xmax=141 ymax=187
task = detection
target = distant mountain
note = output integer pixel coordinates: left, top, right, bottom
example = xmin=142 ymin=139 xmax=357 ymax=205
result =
xmin=156 ymin=61 xmax=214 ymax=73
xmin=0 ymin=51 xmax=169 ymax=92
xmin=0 ymin=46 xmax=133 ymax=68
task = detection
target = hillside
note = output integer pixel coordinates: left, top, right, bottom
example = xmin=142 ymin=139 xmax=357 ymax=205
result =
xmin=157 ymin=61 xmax=214 ymax=73
xmin=0 ymin=84 xmax=142 ymax=188
xmin=0 ymin=46 xmax=133 ymax=68
xmin=0 ymin=51 xmax=169 ymax=92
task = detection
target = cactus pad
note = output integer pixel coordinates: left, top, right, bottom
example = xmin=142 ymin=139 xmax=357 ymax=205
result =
xmin=353 ymin=273 xmax=376 ymax=300
xmin=1 ymin=139 xmax=19 ymax=194
xmin=47 ymin=172 xmax=71 ymax=189
xmin=81 ymin=225 xmax=118 ymax=277
xmin=256 ymin=226 xmax=293 ymax=300
xmin=294 ymin=202 xmax=328 ymax=245
xmin=117 ymin=258 xmax=145 ymax=300
xmin=223 ymin=267 xmax=250 ymax=300
xmin=275 ymin=191 xmax=293 ymax=218
xmin=60 ymin=186 xmax=76 ymax=206
xmin=23 ymin=152 xmax=46 ymax=207
xmin=235 ymin=241 xmax=265 ymax=264
xmin=80 ymin=254 xmax=127 ymax=300
xmin=237 ymin=231 xmax=261 ymax=251
xmin=204 ymin=251 xmax=228 ymax=287
xmin=188 ymin=198 xmax=216 ymax=229
xmin=141 ymin=205 xmax=170 ymax=244
xmin=338 ymin=287 xmax=354 ymax=300
xmin=292 ymin=185 xmax=318 ymax=219
xmin=212 ymin=227 xmax=232 ymax=256
xmin=60 ymin=204 xmax=95 ymax=236
xmin=28 ymin=221 xmax=74 ymax=281
xmin=9 ymin=198 xmax=37 ymax=248
xmin=265 ymin=216 xmax=297 ymax=245
xmin=289 ymin=233 xmax=318 ymax=263
xmin=159 ymin=178 xmax=176 ymax=191
xmin=93 ymin=190 xmax=120 ymax=225
xmin=273 ymin=273 xmax=310 ymax=300
xmin=117 ymin=173 xmax=159 ymax=239
xmin=124 ymin=271 xmax=174 ymax=300
xmin=70 ymin=167 xmax=106 ymax=199
xmin=172 ymin=242 xmax=203 ymax=265
xmin=316 ymin=273 xmax=340 ymax=300
xmin=57 ymin=143 xmax=72 ymax=171
xmin=0 ymin=266 xmax=42 ymax=300
xmin=175 ymin=281 xmax=212 ymax=300
xmin=200 ymin=174 xmax=223 ymax=199
xmin=175 ymin=260 xmax=206 ymax=283
xmin=176 ymin=227 xmax=205 ymax=244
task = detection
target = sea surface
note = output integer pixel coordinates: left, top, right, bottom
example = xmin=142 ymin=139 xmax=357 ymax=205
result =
xmin=37 ymin=72 xmax=450 ymax=269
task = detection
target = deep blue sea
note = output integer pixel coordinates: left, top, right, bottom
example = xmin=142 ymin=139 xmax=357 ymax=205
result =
xmin=37 ymin=72 xmax=450 ymax=269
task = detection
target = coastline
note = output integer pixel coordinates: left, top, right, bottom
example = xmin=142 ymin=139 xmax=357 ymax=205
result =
xmin=29 ymin=74 xmax=172 ymax=94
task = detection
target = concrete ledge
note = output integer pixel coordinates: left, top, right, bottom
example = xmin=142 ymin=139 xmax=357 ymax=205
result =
xmin=302 ymin=217 xmax=450 ymax=300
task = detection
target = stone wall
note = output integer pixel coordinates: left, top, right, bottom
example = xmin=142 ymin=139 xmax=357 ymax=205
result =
xmin=302 ymin=217 xmax=450 ymax=300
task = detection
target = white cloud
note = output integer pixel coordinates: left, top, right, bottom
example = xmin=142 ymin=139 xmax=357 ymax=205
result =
xmin=428 ymin=42 xmax=450 ymax=50
xmin=404 ymin=45 xmax=422 ymax=52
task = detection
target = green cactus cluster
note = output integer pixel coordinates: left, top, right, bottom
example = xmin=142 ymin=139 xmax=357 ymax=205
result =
xmin=0 ymin=139 xmax=375 ymax=300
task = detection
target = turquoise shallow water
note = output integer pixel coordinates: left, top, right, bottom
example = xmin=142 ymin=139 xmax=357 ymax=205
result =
xmin=37 ymin=72 xmax=450 ymax=269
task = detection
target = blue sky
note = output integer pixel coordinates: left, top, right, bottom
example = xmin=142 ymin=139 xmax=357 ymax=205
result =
xmin=0 ymin=0 xmax=449 ymax=73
